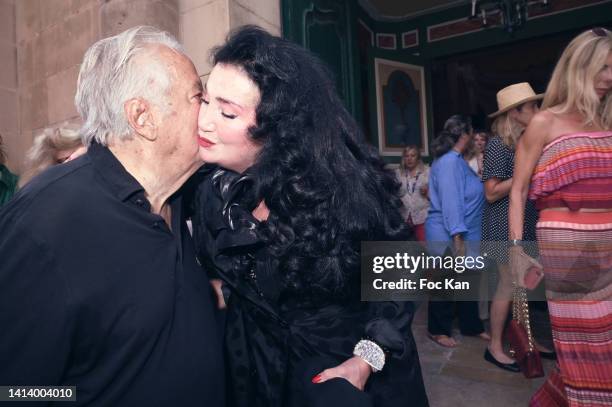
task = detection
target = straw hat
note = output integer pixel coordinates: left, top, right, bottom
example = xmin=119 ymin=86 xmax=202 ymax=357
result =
xmin=488 ymin=82 xmax=543 ymax=118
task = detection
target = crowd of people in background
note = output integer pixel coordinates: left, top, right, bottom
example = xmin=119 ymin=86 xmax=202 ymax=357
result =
xmin=0 ymin=24 xmax=610 ymax=407
xmin=393 ymin=27 xmax=611 ymax=406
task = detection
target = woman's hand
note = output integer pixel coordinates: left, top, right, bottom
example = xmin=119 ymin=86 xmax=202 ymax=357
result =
xmin=453 ymin=234 xmax=465 ymax=257
xmin=312 ymin=356 xmax=372 ymax=391
xmin=420 ymin=185 xmax=428 ymax=197
xmin=509 ymin=246 xmax=532 ymax=288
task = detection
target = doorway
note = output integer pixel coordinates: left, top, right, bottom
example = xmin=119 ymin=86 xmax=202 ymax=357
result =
xmin=429 ymin=27 xmax=602 ymax=133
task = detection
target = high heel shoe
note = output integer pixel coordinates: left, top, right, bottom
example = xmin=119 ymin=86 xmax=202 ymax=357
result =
xmin=484 ymin=348 xmax=521 ymax=372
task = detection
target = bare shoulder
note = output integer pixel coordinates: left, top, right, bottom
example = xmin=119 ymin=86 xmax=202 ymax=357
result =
xmin=530 ymin=109 xmax=555 ymax=130
xmin=522 ymin=110 xmax=554 ymax=146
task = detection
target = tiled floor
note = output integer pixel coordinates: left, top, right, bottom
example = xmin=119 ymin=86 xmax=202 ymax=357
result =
xmin=413 ymin=301 xmax=556 ymax=407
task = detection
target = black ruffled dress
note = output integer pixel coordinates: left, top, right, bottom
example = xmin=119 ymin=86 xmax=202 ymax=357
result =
xmin=192 ymin=168 xmax=428 ymax=407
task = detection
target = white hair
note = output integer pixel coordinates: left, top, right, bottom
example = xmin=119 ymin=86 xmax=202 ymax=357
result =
xmin=75 ymin=26 xmax=185 ymax=146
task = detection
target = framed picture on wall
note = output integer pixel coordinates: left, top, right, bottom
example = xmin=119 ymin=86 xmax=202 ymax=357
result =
xmin=374 ymin=58 xmax=429 ymax=157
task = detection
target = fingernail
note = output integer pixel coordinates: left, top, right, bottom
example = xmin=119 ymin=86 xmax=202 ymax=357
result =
xmin=311 ymin=374 xmax=322 ymax=383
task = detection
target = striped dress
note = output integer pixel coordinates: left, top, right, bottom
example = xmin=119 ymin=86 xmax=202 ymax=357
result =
xmin=528 ymin=132 xmax=612 ymax=407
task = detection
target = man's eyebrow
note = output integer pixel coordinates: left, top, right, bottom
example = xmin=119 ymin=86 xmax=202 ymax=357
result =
xmin=193 ymin=81 xmax=203 ymax=93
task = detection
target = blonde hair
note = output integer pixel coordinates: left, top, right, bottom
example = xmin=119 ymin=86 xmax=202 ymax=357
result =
xmin=399 ymin=145 xmax=421 ymax=174
xmin=542 ymin=28 xmax=612 ymax=129
xmin=19 ymin=127 xmax=83 ymax=187
xmin=491 ymin=111 xmax=524 ymax=149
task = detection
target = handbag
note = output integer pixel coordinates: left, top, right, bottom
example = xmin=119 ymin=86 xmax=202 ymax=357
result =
xmin=504 ymin=284 xmax=544 ymax=378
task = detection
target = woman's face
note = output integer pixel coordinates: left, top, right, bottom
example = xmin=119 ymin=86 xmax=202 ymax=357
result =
xmin=473 ymin=134 xmax=487 ymax=153
xmin=402 ymin=148 xmax=419 ymax=169
xmin=512 ymin=101 xmax=539 ymax=127
xmin=198 ymin=63 xmax=262 ymax=173
xmin=594 ymin=51 xmax=612 ymax=99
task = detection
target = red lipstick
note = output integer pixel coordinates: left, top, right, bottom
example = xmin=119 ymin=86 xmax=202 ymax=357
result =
xmin=198 ymin=136 xmax=216 ymax=148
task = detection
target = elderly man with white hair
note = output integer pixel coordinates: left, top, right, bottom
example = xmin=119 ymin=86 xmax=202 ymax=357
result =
xmin=0 ymin=26 xmax=224 ymax=406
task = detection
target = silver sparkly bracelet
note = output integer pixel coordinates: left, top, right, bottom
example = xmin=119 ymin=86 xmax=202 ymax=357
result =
xmin=353 ymin=339 xmax=386 ymax=372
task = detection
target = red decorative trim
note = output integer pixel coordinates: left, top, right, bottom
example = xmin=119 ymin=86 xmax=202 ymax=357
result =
xmin=528 ymin=0 xmax=611 ymax=19
xmin=376 ymin=33 xmax=397 ymax=49
xmin=402 ymin=30 xmax=419 ymax=48
xmin=427 ymin=14 xmax=502 ymax=42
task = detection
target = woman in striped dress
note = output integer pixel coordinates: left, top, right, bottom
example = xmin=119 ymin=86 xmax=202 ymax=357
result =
xmin=509 ymin=28 xmax=612 ymax=406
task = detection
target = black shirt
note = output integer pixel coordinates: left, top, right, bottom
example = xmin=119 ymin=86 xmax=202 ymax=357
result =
xmin=0 ymin=143 xmax=224 ymax=406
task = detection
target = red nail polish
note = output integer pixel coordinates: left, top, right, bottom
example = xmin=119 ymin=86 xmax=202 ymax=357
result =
xmin=311 ymin=374 xmax=322 ymax=383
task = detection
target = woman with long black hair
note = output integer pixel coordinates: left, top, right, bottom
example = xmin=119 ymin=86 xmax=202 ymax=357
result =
xmin=191 ymin=26 xmax=428 ymax=407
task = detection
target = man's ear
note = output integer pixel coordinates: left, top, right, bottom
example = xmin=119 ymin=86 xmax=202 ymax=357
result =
xmin=125 ymin=98 xmax=157 ymax=141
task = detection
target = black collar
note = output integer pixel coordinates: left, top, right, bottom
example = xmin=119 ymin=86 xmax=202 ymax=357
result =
xmin=88 ymin=142 xmax=145 ymax=202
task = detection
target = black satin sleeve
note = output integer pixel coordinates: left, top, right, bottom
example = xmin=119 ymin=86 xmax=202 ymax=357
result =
xmin=363 ymin=300 xmax=415 ymax=360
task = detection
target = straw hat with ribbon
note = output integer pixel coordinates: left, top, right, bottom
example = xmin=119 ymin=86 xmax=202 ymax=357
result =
xmin=488 ymin=82 xmax=543 ymax=118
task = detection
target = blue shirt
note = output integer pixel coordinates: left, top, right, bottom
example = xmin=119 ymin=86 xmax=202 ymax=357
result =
xmin=425 ymin=150 xmax=484 ymax=255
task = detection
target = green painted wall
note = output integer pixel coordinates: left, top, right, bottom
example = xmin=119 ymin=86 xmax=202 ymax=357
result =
xmin=282 ymin=0 xmax=363 ymax=123
xmin=359 ymin=1 xmax=611 ymax=164
xmin=282 ymin=0 xmax=612 ymax=163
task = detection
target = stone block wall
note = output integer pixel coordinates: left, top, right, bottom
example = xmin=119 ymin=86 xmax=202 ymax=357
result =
xmin=12 ymin=0 xmax=102 ymax=173
xmin=1 ymin=0 xmax=280 ymax=174
xmin=179 ymin=0 xmax=281 ymax=78
xmin=0 ymin=0 xmax=19 ymax=171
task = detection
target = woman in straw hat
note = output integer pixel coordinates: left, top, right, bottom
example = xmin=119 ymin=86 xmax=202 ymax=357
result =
xmin=481 ymin=83 xmax=555 ymax=372
xmin=509 ymin=28 xmax=612 ymax=405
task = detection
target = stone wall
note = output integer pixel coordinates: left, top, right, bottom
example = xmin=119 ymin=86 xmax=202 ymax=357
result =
xmin=180 ymin=0 xmax=281 ymax=78
xmin=15 ymin=0 xmax=102 ymax=174
xmin=0 ymin=0 xmax=19 ymax=171
xmin=2 ymin=0 xmax=280 ymax=175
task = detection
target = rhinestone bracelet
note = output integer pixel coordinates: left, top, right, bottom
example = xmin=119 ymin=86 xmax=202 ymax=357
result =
xmin=353 ymin=339 xmax=385 ymax=372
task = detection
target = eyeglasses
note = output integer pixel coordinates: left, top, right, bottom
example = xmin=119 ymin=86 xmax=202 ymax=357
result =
xmin=592 ymin=27 xmax=609 ymax=37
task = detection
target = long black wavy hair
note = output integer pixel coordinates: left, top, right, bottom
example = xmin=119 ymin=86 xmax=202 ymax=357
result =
xmin=430 ymin=114 xmax=472 ymax=158
xmin=210 ymin=26 xmax=410 ymax=298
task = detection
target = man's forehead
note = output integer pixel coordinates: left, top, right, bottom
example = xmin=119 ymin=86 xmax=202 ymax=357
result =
xmin=158 ymin=51 xmax=200 ymax=90
xmin=191 ymin=79 xmax=203 ymax=92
